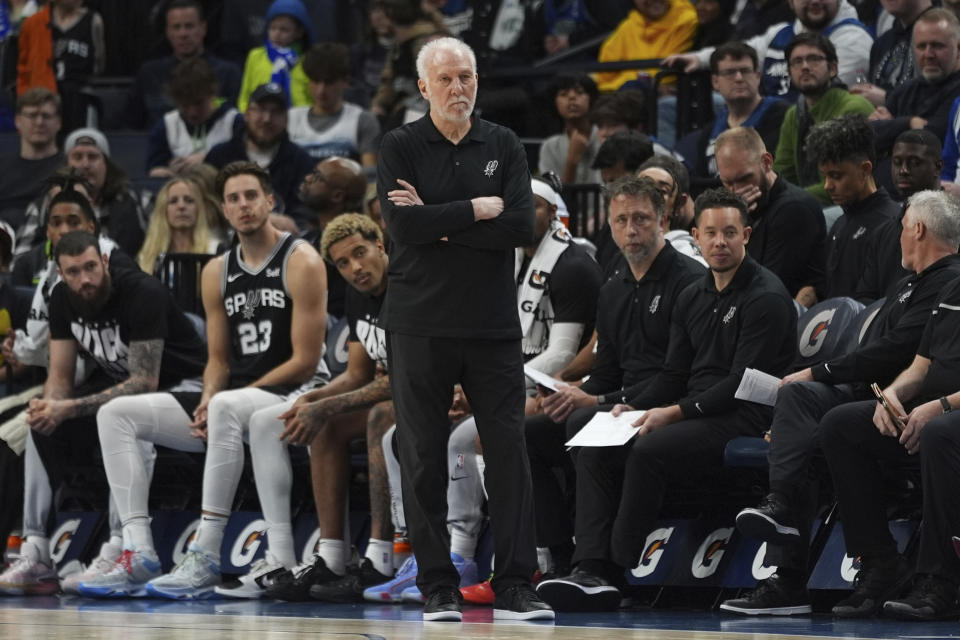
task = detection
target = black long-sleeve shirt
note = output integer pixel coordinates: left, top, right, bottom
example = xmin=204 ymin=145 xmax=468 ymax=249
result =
xmin=580 ymin=244 xmax=705 ymax=403
xmin=628 ymin=255 xmax=797 ymax=418
xmin=821 ymin=188 xmax=900 ymax=300
xmin=813 ymin=253 xmax=960 ymax=387
xmin=918 ymin=276 xmax=960 ymax=400
xmin=874 ymin=71 xmax=960 ymax=154
xmin=378 ymin=114 xmax=535 ymax=339
xmin=747 ymin=175 xmax=825 ymax=297
xmin=854 ymin=207 xmax=909 ymax=304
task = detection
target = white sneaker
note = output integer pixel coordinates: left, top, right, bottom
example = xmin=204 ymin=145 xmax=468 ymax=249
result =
xmin=215 ymin=552 xmax=288 ymax=599
xmin=146 ymin=544 xmax=220 ymax=600
xmin=78 ymin=549 xmax=162 ymax=598
xmin=60 ymin=540 xmax=122 ymax=595
xmin=0 ymin=542 xmax=58 ymax=596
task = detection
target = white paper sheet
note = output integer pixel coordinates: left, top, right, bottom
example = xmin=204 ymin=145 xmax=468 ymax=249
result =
xmin=523 ymin=365 xmax=564 ymax=392
xmin=734 ymin=368 xmax=782 ymax=407
xmin=564 ymin=410 xmax=646 ymax=448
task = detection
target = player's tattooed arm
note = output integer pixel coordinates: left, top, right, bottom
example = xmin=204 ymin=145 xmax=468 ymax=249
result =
xmin=68 ymin=338 xmax=164 ymax=417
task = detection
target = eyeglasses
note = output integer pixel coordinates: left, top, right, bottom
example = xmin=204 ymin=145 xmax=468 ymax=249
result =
xmin=788 ymin=54 xmax=828 ymax=68
xmin=715 ymin=67 xmax=757 ymax=78
xmin=306 ymin=169 xmax=327 ymax=183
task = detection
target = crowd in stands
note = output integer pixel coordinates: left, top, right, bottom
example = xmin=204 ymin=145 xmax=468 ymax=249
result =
xmin=0 ymin=0 xmax=958 ymax=625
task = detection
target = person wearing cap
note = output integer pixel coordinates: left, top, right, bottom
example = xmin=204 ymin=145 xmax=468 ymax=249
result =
xmin=237 ymin=0 xmax=314 ymax=113
xmin=147 ymin=57 xmax=240 ymax=179
xmin=125 ymin=0 xmax=242 ymax=130
xmin=60 ymin=128 xmax=147 ymax=259
xmin=0 ymin=88 xmax=63 ymax=230
xmin=204 ymin=82 xmax=314 ymax=221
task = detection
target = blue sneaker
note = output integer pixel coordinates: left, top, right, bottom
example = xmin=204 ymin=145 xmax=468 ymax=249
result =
xmin=146 ymin=544 xmax=221 ymax=600
xmin=363 ymin=555 xmax=417 ymax=603
xmin=400 ymin=552 xmax=478 ymax=604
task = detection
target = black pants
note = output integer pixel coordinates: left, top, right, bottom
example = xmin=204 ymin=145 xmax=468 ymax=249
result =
xmin=764 ymin=381 xmax=858 ymax=570
xmin=388 ymin=333 xmax=537 ymax=597
xmin=573 ymin=403 xmax=771 ymax=569
xmin=0 ymin=439 xmax=23 ymax=544
xmin=821 ymin=399 xmax=960 ymax=581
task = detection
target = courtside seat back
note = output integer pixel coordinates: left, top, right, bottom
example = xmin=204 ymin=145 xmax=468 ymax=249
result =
xmin=846 ymin=297 xmax=886 ymax=354
xmin=324 ymin=315 xmax=351 ymax=377
xmin=793 ymin=297 xmax=864 ymax=370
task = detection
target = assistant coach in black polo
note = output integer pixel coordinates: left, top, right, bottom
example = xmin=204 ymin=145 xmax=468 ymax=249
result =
xmin=376 ymin=38 xmax=554 ymax=622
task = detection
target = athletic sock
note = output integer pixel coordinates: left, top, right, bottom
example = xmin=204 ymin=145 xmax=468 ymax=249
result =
xmin=536 ymin=546 xmax=552 ymax=574
xmin=123 ymin=518 xmax=155 ymax=554
xmin=194 ymin=514 xmax=228 ymax=562
xmin=266 ymin=523 xmax=296 ymax=568
xmin=364 ymin=539 xmax=394 ymax=576
xmin=24 ymin=536 xmax=50 ymax=564
xmin=317 ymin=538 xmax=346 ymax=575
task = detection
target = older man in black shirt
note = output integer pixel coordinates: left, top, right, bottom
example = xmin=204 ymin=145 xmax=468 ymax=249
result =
xmin=819 ymin=198 xmax=960 ymax=618
xmin=376 ymin=37 xmax=553 ymax=622
xmin=538 ymin=188 xmax=796 ymax=612
xmin=723 ymin=188 xmax=960 ymax=616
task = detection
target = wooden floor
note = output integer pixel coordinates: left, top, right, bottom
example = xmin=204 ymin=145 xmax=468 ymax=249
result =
xmin=1 ymin=599 xmax=954 ymax=640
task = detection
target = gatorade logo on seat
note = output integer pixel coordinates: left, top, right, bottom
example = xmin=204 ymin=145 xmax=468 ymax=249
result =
xmin=691 ymin=527 xmax=734 ymax=579
xmin=172 ymin=518 xmax=201 ymax=565
xmin=632 ymin=526 xmax=675 ymax=578
xmin=230 ymin=520 xmax=268 ymax=568
xmin=50 ymin=519 xmax=81 ymax=564
xmin=840 ymin=554 xmax=860 ymax=583
xmin=303 ymin=528 xmax=322 ymax=563
xmin=799 ymin=308 xmax=837 ymax=358
xmin=751 ymin=542 xmax=777 ymax=580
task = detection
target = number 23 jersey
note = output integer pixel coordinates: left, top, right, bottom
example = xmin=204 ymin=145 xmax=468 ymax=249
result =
xmin=221 ymin=233 xmax=325 ymax=391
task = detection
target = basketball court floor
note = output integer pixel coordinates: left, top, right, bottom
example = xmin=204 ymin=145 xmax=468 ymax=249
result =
xmin=1 ymin=596 xmax=957 ymax=640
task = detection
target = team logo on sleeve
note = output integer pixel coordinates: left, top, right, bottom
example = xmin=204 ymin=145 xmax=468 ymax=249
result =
xmin=483 ymin=160 xmax=499 ymax=177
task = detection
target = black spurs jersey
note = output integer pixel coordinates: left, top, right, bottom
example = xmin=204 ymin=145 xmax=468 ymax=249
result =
xmin=221 ymin=232 xmax=327 ymax=390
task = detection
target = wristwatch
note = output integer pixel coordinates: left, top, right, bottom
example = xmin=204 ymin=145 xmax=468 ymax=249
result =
xmin=940 ymin=397 xmax=952 ymax=414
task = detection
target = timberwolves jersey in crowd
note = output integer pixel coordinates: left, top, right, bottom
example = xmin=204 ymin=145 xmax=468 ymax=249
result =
xmin=221 ymin=232 xmax=329 ymax=392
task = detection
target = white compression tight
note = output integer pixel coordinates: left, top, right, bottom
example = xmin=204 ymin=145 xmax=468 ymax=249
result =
xmin=24 ymin=409 xmax=155 ymax=541
xmin=97 ymin=388 xmax=294 ymax=564
xmin=382 ymin=419 xmax=486 ymax=558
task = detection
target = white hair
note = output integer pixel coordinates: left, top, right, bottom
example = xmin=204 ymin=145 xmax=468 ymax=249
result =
xmin=415 ymin=37 xmax=477 ymax=83
xmin=907 ymin=189 xmax=960 ymax=248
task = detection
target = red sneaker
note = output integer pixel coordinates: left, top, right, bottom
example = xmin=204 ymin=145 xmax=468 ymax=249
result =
xmin=461 ymin=577 xmax=494 ymax=605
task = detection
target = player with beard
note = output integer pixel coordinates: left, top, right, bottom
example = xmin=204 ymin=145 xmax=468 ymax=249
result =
xmin=205 ymin=83 xmax=314 ymax=219
xmin=772 ymin=33 xmax=875 ymax=204
xmin=77 ymin=161 xmax=328 ymax=600
xmin=715 ymin=127 xmax=825 ymax=306
xmin=538 ymin=188 xmax=796 ymax=612
xmin=19 ymin=223 xmax=206 ymax=595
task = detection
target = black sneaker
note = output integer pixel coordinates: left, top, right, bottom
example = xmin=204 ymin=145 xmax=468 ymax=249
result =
xmin=536 ymin=567 xmax=621 ymax=612
xmin=423 ymin=586 xmax=463 ymax=622
xmin=720 ymin=574 xmax=812 ymax=616
xmin=493 ymin=583 xmax=555 ymax=620
xmin=832 ymin=554 xmax=911 ymax=618
xmin=264 ymin=554 xmax=340 ymax=602
xmin=736 ymin=493 xmax=800 ymax=542
xmin=309 ymin=558 xmax=393 ymax=603
xmin=883 ymin=574 xmax=960 ymax=621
